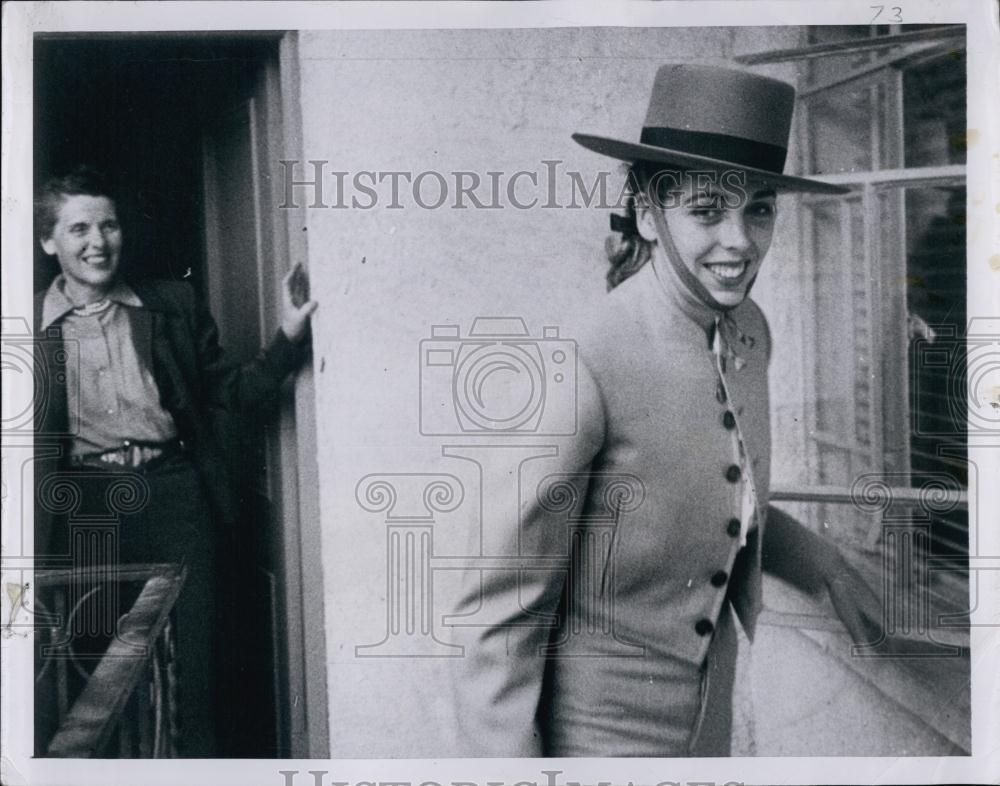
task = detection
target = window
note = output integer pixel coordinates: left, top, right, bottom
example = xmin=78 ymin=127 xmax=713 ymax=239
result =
xmin=739 ymin=24 xmax=968 ymax=565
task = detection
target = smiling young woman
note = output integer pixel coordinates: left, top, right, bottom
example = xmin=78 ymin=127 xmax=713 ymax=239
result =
xmin=640 ymin=172 xmax=776 ymax=307
xmin=450 ymin=63 xmax=901 ymax=758
xmin=39 ymin=194 xmax=123 ymax=304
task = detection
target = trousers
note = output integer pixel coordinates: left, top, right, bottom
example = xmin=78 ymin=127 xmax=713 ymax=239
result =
xmin=42 ymin=454 xmax=218 ymax=757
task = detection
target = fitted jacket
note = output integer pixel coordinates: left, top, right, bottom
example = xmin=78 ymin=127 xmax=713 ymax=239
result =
xmin=32 ymin=278 xmax=306 ymax=554
xmin=450 ymin=258 xmax=772 ymax=755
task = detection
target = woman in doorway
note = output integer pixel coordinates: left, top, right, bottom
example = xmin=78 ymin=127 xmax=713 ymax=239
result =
xmin=451 ymin=63 xmax=893 ymax=757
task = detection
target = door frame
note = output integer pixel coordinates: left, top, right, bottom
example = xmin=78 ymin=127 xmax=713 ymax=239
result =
xmin=200 ymin=30 xmax=329 ymax=759
xmin=273 ymin=30 xmax=330 ymax=760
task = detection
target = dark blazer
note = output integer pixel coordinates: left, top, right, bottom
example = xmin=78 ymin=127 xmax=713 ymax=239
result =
xmin=33 ymin=278 xmax=306 ymax=554
xmin=450 ymin=258 xmax=771 ymax=755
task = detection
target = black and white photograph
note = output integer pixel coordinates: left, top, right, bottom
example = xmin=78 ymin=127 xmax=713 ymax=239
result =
xmin=2 ymin=2 xmax=998 ymax=785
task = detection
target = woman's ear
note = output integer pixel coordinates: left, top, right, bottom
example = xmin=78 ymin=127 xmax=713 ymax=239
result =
xmin=635 ymin=204 xmax=659 ymax=243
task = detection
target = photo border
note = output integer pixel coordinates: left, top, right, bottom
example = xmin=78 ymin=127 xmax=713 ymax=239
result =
xmin=2 ymin=2 xmax=997 ymax=785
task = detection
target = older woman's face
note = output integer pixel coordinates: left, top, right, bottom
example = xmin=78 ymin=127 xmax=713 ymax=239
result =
xmin=643 ymin=173 xmax=777 ymax=308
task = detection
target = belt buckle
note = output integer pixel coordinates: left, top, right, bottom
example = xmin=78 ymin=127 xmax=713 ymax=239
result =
xmin=99 ymin=443 xmax=160 ymax=469
xmin=126 ymin=444 xmax=144 ymax=468
xmin=139 ymin=445 xmax=162 ymax=468
xmin=97 ymin=447 xmax=128 ymax=467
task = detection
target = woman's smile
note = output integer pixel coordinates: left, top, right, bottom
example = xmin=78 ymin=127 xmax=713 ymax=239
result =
xmin=655 ymin=175 xmax=778 ymax=308
xmin=702 ymin=258 xmax=751 ymax=283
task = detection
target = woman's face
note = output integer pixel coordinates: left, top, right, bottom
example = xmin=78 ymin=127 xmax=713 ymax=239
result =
xmin=639 ymin=172 xmax=777 ymax=308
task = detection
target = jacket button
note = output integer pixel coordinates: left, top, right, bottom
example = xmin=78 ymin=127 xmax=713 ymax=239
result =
xmin=695 ymin=618 xmax=714 ymax=636
xmin=725 ymin=464 xmax=741 ymax=482
xmin=716 ymin=382 xmax=727 ymax=404
xmin=722 ymin=411 xmax=736 ymax=430
xmin=711 ymin=570 xmax=729 ymax=587
xmin=726 ymin=518 xmax=741 ymax=537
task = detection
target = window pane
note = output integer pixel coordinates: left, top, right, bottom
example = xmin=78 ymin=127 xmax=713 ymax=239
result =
xmin=802 ymin=28 xmax=966 ymax=175
xmin=806 ymin=82 xmax=881 ymax=174
xmin=903 ymin=50 xmax=967 ymax=167
xmin=807 ymin=185 xmax=967 ymax=557
xmin=805 ymin=26 xmax=876 ymax=85
xmin=877 ymin=189 xmax=909 ymax=474
xmin=877 ymin=71 xmax=904 ymax=170
xmin=905 ymin=185 xmax=967 ymax=531
xmin=877 ymin=183 xmax=968 ymax=557
xmin=811 ymin=198 xmax=870 ymax=442
xmin=850 ymin=200 xmax=872 ymax=449
xmin=817 ymin=442 xmax=851 ymax=486
xmin=811 ymin=201 xmax=852 ymax=435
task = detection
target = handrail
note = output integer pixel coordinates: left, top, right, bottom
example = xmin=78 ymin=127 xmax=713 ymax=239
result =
xmin=43 ymin=563 xmax=186 ymax=757
xmin=770 ymin=484 xmax=968 ymax=509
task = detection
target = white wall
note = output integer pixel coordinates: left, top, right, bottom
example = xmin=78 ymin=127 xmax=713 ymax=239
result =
xmin=293 ymin=26 xmax=951 ymax=757
xmin=297 ymin=26 xmax=742 ymax=757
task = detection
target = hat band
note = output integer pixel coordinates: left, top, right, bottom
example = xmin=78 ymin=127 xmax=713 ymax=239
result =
xmin=639 ymin=126 xmax=787 ymax=173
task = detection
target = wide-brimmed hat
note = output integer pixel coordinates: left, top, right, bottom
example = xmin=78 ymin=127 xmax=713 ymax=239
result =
xmin=573 ymin=64 xmax=849 ymax=195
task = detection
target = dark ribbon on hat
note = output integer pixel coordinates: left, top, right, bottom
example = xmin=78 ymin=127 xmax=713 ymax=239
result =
xmin=640 ymin=126 xmax=788 ymax=173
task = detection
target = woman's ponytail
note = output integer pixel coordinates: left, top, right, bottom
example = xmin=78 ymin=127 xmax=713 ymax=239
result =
xmin=604 ymin=164 xmax=655 ymax=290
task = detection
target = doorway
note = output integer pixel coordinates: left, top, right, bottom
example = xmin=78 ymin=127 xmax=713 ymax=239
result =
xmin=33 ymin=32 xmax=327 ymax=758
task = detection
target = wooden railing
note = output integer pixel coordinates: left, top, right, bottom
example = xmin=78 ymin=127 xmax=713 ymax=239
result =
xmin=34 ymin=563 xmax=186 ymax=758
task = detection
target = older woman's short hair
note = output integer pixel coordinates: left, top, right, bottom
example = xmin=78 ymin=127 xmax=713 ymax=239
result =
xmin=34 ymin=165 xmax=118 ymax=241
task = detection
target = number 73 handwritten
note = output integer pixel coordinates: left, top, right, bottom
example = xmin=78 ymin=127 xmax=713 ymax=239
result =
xmin=871 ymin=5 xmax=904 ymax=22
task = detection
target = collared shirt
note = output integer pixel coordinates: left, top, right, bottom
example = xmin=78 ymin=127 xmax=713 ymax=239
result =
xmin=42 ymin=275 xmax=178 ymax=456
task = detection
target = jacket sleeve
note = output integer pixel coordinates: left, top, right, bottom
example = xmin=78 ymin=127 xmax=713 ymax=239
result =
xmin=188 ymin=286 xmax=308 ymax=415
xmin=449 ymin=360 xmax=605 ymax=756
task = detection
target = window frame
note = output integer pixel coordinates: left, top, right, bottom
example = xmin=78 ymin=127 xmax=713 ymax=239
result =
xmin=754 ymin=26 xmax=969 ymax=540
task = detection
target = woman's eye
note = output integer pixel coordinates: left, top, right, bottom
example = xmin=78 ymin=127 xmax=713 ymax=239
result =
xmin=690 ymin=206 xmax=723 ymax=220
xmin=748 ymin=203 xmax=775 ymax=219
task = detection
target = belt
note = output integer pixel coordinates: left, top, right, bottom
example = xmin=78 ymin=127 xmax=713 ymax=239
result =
xmin=68 ymin=439 xmax=187 ymax=471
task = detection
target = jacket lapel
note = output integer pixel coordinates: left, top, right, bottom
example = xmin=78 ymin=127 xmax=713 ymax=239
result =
xmin=33 ymin=292 xmax=70 ymax=437
xmin=129 ymin=280 xmax=192 ymax=414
